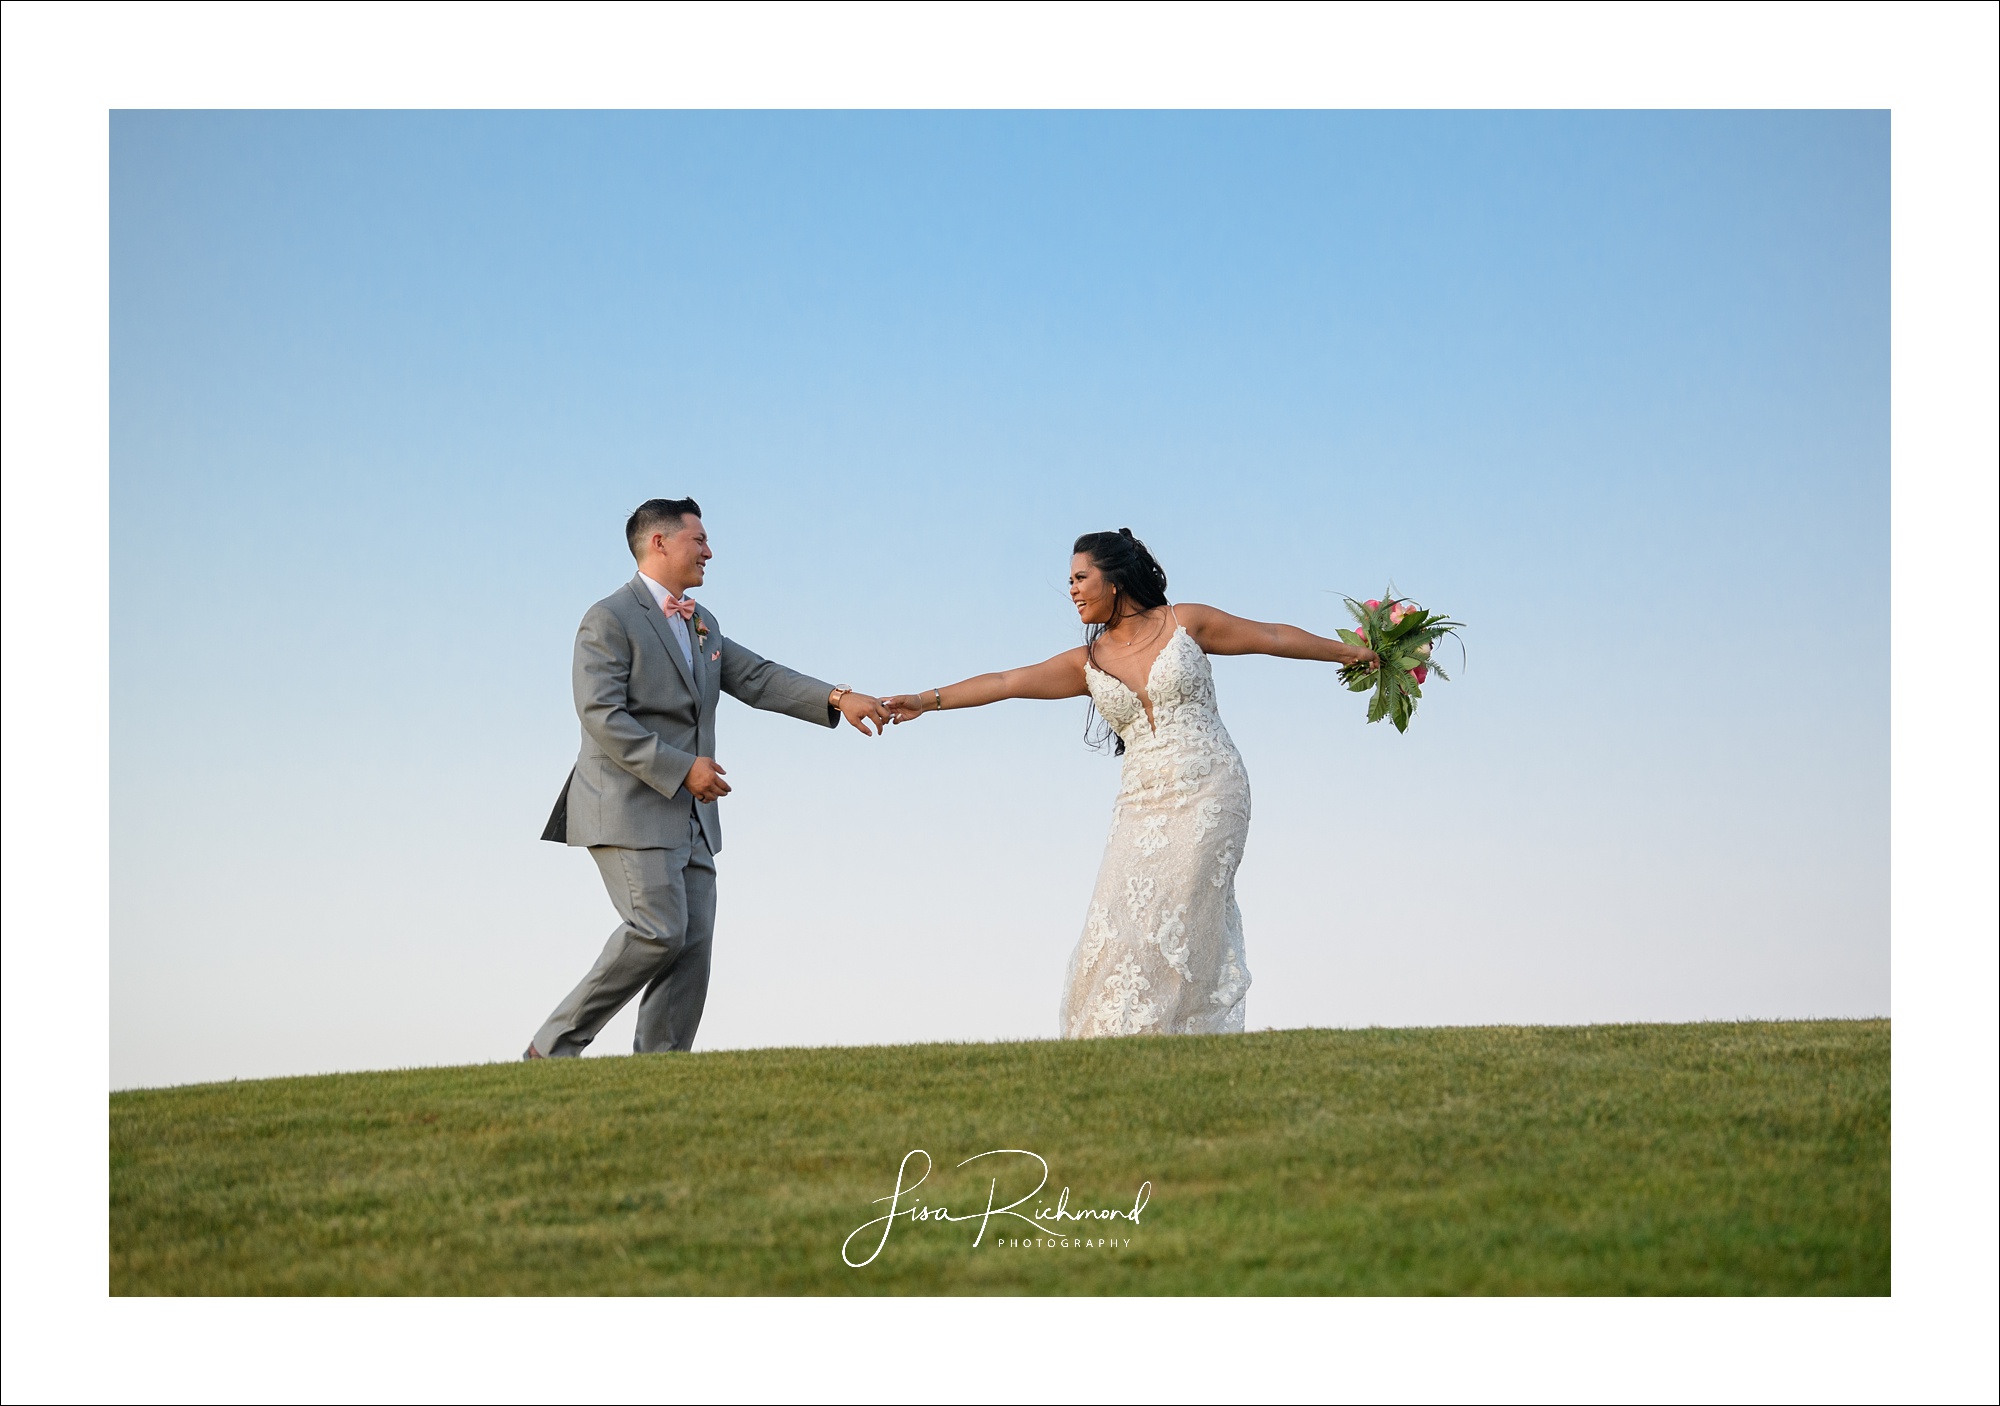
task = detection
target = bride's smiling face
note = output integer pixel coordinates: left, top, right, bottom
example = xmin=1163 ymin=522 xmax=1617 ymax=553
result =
xmin=1070 ymin=553 xmax=1118 ymax=626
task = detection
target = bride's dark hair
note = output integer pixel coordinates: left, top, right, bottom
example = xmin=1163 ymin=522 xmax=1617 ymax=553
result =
xmin=1074 ymin=528 xmax=1170 ymax=756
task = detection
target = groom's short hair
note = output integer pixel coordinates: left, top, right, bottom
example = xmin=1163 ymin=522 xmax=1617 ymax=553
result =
xmin=626 ymin=497 xmax=702 ymax=558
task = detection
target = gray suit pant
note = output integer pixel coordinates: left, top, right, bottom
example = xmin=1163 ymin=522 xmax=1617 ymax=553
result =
xmin=533 ymin=817 xmax=717 ymax=1056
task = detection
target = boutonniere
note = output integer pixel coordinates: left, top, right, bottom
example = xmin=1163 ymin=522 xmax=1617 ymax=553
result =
xmin=692 ymin=613 xmax=709 ymax=643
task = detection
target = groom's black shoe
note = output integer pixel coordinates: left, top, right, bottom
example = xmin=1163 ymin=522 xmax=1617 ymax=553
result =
xmin=522 ymin=1043 xmax=545 ymax=1060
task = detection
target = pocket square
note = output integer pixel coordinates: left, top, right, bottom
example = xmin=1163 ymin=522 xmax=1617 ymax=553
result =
xmin=709 ymin=650 xmax=720 ymax=661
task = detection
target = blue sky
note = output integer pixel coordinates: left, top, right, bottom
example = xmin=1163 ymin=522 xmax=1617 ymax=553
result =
xmin=110 ymin=110 xmax=1887 ymax=1088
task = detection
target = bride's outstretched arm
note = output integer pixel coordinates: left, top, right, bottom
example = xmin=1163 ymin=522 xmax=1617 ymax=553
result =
xmin=882 ymin=647 xmax=1090 ymax=723
xmin=1177 ymin=602 xmax=1379 ymax=667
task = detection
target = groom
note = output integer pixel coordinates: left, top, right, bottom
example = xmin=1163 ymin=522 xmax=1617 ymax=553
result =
xmin=525 ymin=497 xmax=889 ymax=1058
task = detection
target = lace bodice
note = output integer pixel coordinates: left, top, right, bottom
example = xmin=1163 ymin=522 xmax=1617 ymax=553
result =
xmin=1064 ymin=622 xmax=1252 ymax=1038
xmin=1086 ymin=624 xmax=1218 ymax=742
xmin=1086 ymin=624 xmax=1247 ymax=810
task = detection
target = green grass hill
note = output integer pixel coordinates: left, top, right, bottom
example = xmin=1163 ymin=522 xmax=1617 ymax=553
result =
xmin=111 ymin=1020 xmax=1888 ymax=1295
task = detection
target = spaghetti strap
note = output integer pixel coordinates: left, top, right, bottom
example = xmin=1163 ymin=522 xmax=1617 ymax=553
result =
xmin=1168 ymin=603 xmax=1182 ymax=629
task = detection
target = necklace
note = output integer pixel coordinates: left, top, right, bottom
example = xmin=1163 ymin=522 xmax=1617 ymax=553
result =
xmin=1098 ymin=609 xmax=1172 ymax=659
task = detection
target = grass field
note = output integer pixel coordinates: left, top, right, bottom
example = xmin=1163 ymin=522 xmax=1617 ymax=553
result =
xmin=110 ymin=1020 xmax=1888 ymax=1295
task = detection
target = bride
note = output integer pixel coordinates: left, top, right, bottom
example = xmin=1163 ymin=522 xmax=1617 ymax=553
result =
xmin=883 ymin=529 xmax=1378 ymax=1039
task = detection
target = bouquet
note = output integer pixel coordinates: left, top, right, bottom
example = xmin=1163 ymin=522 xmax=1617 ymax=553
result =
xmin=1336 ymin=591 xmax=1464 ymax=732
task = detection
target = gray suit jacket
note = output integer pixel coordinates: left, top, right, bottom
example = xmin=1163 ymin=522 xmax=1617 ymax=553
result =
xmin=541 ymin=574 xmax=836 ymax=853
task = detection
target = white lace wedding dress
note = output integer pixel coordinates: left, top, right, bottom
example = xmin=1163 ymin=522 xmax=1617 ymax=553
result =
xmin=1061 ymin=618 xmax=1252 ymax=1037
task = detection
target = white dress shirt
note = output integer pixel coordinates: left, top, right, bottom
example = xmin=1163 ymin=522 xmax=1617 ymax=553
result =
xmin=637 ymin=572 xmax=695 ymax=668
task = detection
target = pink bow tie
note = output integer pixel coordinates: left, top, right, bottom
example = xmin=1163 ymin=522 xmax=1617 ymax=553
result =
xmin=660 ymin=594 xmax=697 ymax=621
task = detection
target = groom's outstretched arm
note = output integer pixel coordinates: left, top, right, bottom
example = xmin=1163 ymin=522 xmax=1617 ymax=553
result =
xmin=575 ymin=604 xmax=699 ymax=798
xmin=717 ymin=636 xmax=840 ymax=728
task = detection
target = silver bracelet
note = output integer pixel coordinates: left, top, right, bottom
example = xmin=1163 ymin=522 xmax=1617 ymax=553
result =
xmin=932 ymin=687 xmax=944 ymax=711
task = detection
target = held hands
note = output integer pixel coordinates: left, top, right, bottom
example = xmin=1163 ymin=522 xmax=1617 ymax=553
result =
xmin=833 ymin=688 xmax=893 ymax=737
xmin=880 ymin=693 xmax=936 ymax=724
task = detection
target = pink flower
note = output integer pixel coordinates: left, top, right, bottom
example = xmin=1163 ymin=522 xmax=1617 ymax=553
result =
xmin=1413 ymin=665 xmax=1429 ymax=684
xmin=1388 ymin=604 xmax=1407 ymax=626
xmin=1363 ymin=599 xmax=1381 ymax=611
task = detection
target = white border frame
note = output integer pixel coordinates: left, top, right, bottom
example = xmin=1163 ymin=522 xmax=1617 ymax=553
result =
xmin=4 ymin=3 xmax=1994 ymax=1402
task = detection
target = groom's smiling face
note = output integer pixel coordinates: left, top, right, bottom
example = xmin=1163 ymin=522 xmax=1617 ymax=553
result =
xmin=652 ymin=515 xmax=712 ymax=593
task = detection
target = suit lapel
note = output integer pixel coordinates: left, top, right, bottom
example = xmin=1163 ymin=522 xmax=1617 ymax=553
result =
xmin=627 ymin=576 xmax=700 ymax=699
xmin=698 ymin=609 xmax=727 ymax=715
xmin=691 ymin=608 xmax=717 ymax=726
